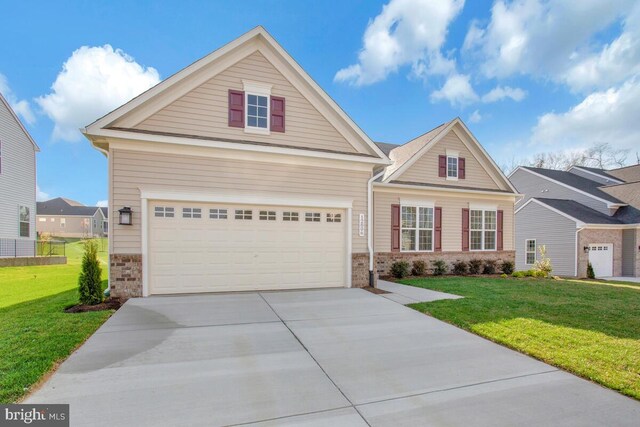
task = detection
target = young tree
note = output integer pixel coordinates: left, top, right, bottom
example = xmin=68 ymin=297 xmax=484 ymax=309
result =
xmin=78 ymin=239 xmax=103 ymax=305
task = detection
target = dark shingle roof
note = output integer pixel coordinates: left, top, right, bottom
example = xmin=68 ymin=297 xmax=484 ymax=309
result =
xmin=100 ymin=207 xmax=108 ymax=218
xmin=612 ymin=205 xmax=640 ymax=224
xmin=37 ymin=198 xmax=101 ymax=217
xmin=571 ymin=166 xmax=624 ymax=182
xmin=523 ymin=167 xmax=624 ymax=204
xmin=374 ymin=142 xmax=400 ymax=156
xmin=534 ymin=198 xmax=624 ymax=224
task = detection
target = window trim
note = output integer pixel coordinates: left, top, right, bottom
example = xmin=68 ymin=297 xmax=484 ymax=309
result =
xmin=525 ymin=239 xmax=537 ymax=265
xmin=243 ymin=80 xmax=272 ymax=135
xmin=469 ymin=209 xmax=497 ymax=252
xmin=446 ymin=155 xmax=458 ymax=180
xmin=400 ymin=204 xmax=434 ymax=252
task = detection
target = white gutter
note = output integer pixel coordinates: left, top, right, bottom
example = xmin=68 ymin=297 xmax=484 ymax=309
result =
xmin=368 ymin=170 xmax=385 ymax=286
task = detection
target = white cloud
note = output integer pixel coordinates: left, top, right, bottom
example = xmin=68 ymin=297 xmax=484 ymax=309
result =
xmin=0 ymin=73 xmax=36 ymax=125
xmin=36 ymin=45 xmax=160 ymax=142
xmin=96 ymin=200 xmax=108 ymax=207
xmin=335 ymin=0 xmax=465 ymax=86
xmin=469 ymin=109 xmax=482 ymax=123
xmin=36 ymin=185 xmax=50 ymax=202
xmin=531 ymin=78 xmax=640 ymax=151
xmin=430 ymin=73 xmax=478 ymax=106
xmin=481 ymin=85 xmax=527 ymax=103
xmin=464 ymin=0 xmax=635 ymax=88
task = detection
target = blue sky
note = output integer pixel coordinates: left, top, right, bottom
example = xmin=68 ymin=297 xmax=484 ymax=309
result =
xmin=1 ymin=0 xmax=638 ymax=206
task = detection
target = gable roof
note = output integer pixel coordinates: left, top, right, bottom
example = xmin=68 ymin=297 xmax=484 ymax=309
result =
xmin=37 ymin=197 xmax=102 ymax=217
xmin=100 ymin=207 xmax=108 ymax=218
xmin=518 ymin=197 xmax=640 ymax=226
xmin=0 ymin=93 xmax=40 ymax=152
xmin=568 ymin=166 xmax=624 ymax=183
xmin=374 ymin=142 xmax=400 ymax=156
xmin=380 ymin=118 xmax=517 ymax=193
xmin=520 ymin=167 xmax=625 ymax=204
xmin=83 ymin=26 xmax=388 ymax=164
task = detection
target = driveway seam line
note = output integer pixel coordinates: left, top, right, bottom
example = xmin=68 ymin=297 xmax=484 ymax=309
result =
xmin=225 ymin=405 xmax=355 ymax=427
xmin=355 ymin=368 xmax=560 ymax=408
xmin=257 ymin=292 xmax=372 ymax=427
xmin=94 ymin=320 xmax=283 ymax=334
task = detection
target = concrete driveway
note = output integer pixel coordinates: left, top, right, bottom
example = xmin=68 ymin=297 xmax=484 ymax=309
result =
xmin=27 ymin=288 xmax=639 ymax=426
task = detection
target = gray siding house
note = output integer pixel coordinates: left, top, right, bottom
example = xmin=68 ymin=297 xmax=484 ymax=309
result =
xmin=0 ymin=93 xmax=39 ymax=256
xmin=37 ymin=198 xmax=107 ymax=238
xmin=510 ymin=166 xmax=640 ymax=278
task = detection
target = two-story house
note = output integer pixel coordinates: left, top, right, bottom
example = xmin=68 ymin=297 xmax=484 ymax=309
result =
xmin=510 ymin=165 xmax=640 ymax=278
xmin=0 ymin=93 xmax=39 ymax=257
xmin=82 ymin=27 xmax=518 ymax=299
xmin=36 ymin=197 xmax=108 ymax=238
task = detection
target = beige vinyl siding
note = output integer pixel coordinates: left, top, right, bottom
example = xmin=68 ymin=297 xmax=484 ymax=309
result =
xmin=111 ymin=148 xmax=369 ymax=254
xmin=373 ymin=190 xmax=514 ymax=252
xmin=134 ymin=51 xmax=357 ymax=154
xmin=0 ymin=100 xmax=36 ymax=241
xmin=515 ymin=202 xmax=577 ymax=276
xmin=396 ymin=130 xmax=501 ymax=190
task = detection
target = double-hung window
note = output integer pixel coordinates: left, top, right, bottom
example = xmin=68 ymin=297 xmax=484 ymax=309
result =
xmin=447 ymin=156 xmax=458 ymax=178
xmin=470 ymin=209 xmax=496 ymax=251
xmin=19 ymin=206 xmax=30 ymax=237
xmin=525 ymin=239 xmax=536 ymax=264
xmin=246 ymin=94 xmax=268 ymax=129
xmin=401 ymin=206 xmax=434 ymax=251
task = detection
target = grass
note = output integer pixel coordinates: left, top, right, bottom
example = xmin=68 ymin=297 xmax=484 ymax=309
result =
xmin=0 ymin=238 xmax=111 ymax=403
xmin=401 ymin=276 xmax=640 ymax=400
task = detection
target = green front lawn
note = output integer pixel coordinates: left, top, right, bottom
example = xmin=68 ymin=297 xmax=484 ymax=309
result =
xmin=0 ymin=238 xmax=111 ymax=403
xmin=402 ymin=276 xmax=640 ymax=400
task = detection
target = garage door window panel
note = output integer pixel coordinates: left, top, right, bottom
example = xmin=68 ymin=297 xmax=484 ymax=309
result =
xmin=259 ymin=210 xmax=276 ymax=221
xmin=155 ymin=207 xmax=175 ymax=218
xmin=305 ymin=212 xmax=321 ymax=222
xmin=209 ymin=208 xmax=227 ymax=219
xmin=183 ymin=208 xmax=202 ymax=219
xmin=327 ymin=213 xmax=342 ymax=223
xmin=235 ymin=209 xmax=253 ymax=220
xmin=283 ymin=212 xmax=299 ymax=221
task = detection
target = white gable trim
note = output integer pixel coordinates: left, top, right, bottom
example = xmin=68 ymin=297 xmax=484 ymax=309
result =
xmin=0 ymin=93 xmax=39 ymax=152
xmin=515 ymin=198 xmax=584 ymax=227
xmin=84 ymin=26 xmax=389 ymax=163
xmin=512 ymin=166 xmax=627 ymax=208
xmin=568 ymin=166 xmax=624 ymax=184
xmin=384 ymin=118 xmax=516 ymax=193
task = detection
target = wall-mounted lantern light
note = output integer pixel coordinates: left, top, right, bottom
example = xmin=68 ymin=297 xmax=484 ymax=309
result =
xmin=118 ymin=207 xmax=133 ymax=225
xmin=583 ymin=246 xmax=590 ymax=253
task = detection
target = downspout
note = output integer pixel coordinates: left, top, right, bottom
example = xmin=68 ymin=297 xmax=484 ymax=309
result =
xmin=575 ymin=227 xmax=584 ymax=277
xmin=368 ymin=170 xmax=385 ymax=287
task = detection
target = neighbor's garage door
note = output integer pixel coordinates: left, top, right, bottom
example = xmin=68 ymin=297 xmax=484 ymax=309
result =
xmin=588 ymin=244 xmax=613 ymax=278
xmin=148 ymin=201 xmax=347 ymax=294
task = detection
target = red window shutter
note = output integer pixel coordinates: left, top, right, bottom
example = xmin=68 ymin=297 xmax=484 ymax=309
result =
xmin=462 ymin=208 xmax=470 ymax=251
xmin=438 ymin=155 xmax=447 ymax=177
xmin=497 ymin=210 xmax=504 ymax=251
xmin=271 ymin=96 xmax=285 ymax=132
xmin=458 ymin=157 xmax=466 ymax=179
xmin=391 ymin=204 xmax=400 ymax=252
xmin=434 ymin=207 xmax=442 ymax=252
xmin=228 ymin=90 xmax=244 ymax=128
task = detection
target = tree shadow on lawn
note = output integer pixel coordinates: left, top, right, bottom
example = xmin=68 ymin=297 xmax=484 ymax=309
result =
xmin=400 ymin=276 xmax=640 ymax=341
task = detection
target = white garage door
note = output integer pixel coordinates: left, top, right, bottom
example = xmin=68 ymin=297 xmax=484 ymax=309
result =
xmin=588 ymin=244 xmax=613 ymax=278
xmin=148 ymin=201 xmax=347 ymax=294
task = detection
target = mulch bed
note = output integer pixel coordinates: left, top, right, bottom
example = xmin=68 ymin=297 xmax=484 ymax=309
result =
xmin=64 ymin=298 xmax=122 ymax=313
xmin=362 ymin=286 xmax=390 ymax=295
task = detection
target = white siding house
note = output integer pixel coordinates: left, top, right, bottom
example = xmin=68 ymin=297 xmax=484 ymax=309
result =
xmin=0 ymin=93 xmax=39 ymax=256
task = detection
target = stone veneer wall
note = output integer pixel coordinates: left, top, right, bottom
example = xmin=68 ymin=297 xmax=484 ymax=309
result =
xmin=375 ymin=251 xmax=516 ymax=277
xmin=110 ymin=254 xmax=143 ymax=299
xmin=577 ymin=229 xmax=623 ymax=278
xmin=352 ymin=253 xmax=372 ymax=288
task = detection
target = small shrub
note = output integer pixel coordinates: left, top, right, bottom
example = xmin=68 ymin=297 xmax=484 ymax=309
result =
xmin=512 ymin=271 xmax=525 ymax=278
xmin=587 ymin=262 xmax=595 ymax=279
xmin=501 ymin=260 xmax=515 ymax=275
xmin=524 ymin=269 xmax=536 ymax=277
xmin=483 ymin=259 xmax=497 ymax=274
xmin=432 ymin=259 xmax=448 ymax=276
xmin=78 ymin=239 xmax=103 ymax=305
xmin=469 ymin=259 xmax=483 ymax=274
xmin=535 ymin=270 xmax=548 ymax=278
xmin=411 ymin=260 xmax=427 ymax=276
xmin=500 ymin=273 xmax=508 ymax=278
xmin=390 ymin=261 xmax=410 ymax=279
xmin=534 ymin=245 xmax=553 ymax=276
xmin=452 ymin=260 xmax=469 ymax=275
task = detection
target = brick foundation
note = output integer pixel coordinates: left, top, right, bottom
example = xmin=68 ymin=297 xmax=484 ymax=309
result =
xmin=110 ymin=254 xmax=143 ymax=299
xmin=375 ymin=251 xmax=515 ymax=277
xmin=352 ymin=253 xmax=373 ymax=288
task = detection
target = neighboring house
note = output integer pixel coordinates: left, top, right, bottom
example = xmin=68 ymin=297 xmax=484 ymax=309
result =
xmin=0 ymin=93 xmax=39 ymax=257
xmin=83 ymin=27 xmax=518 ymax=299
xmin=36 ymin=197 xmax=107 ymax=238
xmin=510 ymin=165 xmax=640 ymax=278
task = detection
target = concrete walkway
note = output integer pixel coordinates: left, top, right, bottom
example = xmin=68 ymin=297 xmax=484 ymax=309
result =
xmin=27 ymin=288 xmax=639 ymax=426
xmin=377 ymin=279 xmax=462 ymax=304
xmin=603 ymin=276 xmax=640 ymax=283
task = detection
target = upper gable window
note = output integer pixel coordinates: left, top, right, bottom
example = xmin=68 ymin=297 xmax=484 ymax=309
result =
xmin=447 ymin=156 xmax=458 ymax=178
xmin=247 ymin=94 xmax=268 ymax=129
xmin=229 ymin=81 xmax=285 ymax=134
